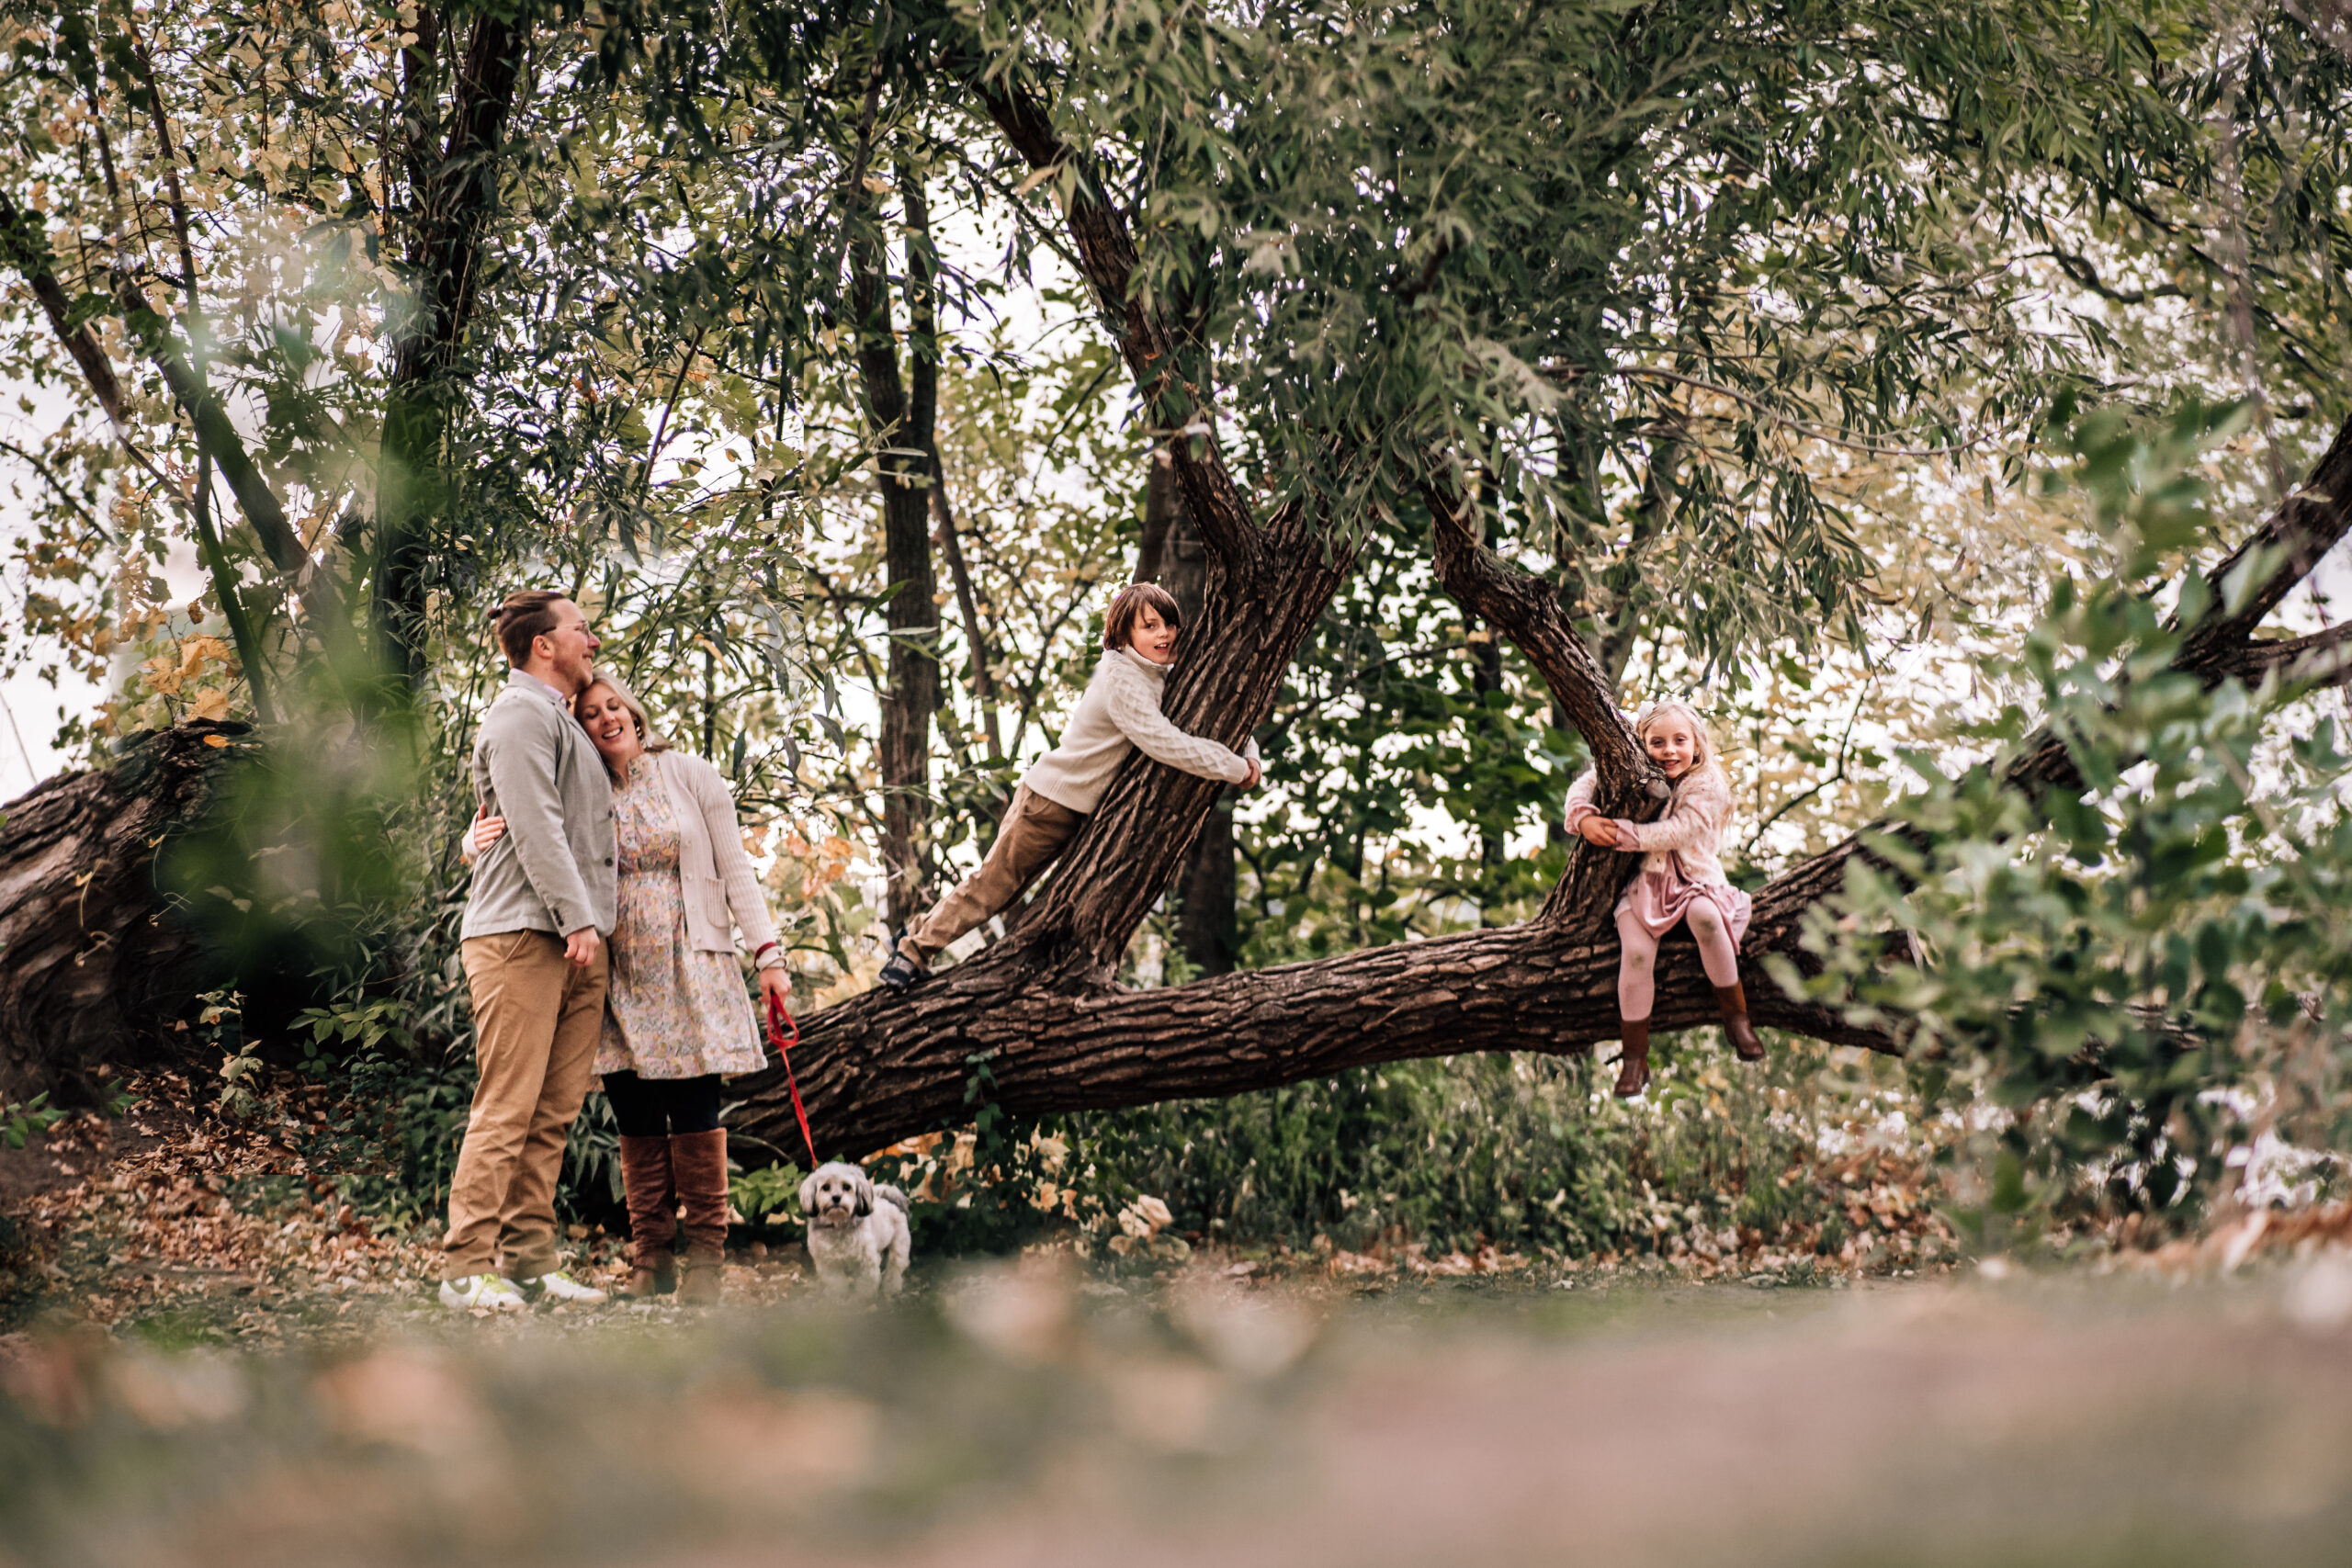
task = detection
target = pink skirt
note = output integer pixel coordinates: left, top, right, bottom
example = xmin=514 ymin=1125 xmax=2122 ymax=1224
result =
xmin=1617 ymin=863 xmax=1752 ymax=944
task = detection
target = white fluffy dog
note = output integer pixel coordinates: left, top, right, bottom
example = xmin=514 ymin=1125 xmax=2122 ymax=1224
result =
xmin=799 ymin=1161 xmax=912 ymax=1298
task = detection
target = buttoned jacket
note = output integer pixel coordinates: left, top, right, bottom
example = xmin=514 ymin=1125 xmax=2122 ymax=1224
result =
xmin=463 ymin=671 xmax=618 ymax=939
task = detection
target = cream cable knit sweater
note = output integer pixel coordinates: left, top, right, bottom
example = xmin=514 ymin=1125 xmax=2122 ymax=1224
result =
xmin=1023 ymin=648 xmax=1260 ymax=815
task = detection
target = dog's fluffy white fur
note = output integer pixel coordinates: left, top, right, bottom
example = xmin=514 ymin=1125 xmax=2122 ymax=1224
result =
xmin=799 ymin=1161 xmax=911 ymax=1297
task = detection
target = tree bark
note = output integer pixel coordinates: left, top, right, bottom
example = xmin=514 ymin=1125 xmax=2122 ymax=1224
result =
xmin=1420 ymin=475 xmax=1668 ymax=936
xmin=0 ymin=725 xmax=236 ymax=1105
xmin=1140 ymin=461 xmax=1239 ymax=975
xmin=932 ymin=468 xmax=1002 ymax=763
xmin=849 ymin=169 xmax=944 ymax=931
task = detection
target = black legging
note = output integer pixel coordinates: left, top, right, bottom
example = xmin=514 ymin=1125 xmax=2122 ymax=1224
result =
xmin=602 ymin=1072 xmax=722 ymax=1137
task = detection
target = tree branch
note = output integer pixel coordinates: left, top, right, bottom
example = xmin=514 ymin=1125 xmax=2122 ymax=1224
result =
xmin=1419 ymin=472 xmax=1665 ymax=934
xmin=952 ymin=62 xmax=1258 ymax=569
xmin=112 ymin=284 xmax=306 ymax=574
xmin=2213 ymin=624 xmax=2352 ymax=689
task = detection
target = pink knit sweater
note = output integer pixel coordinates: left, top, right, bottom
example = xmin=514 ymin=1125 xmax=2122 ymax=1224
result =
xmin=1562 ymin=765 xmax=1736 ymax=886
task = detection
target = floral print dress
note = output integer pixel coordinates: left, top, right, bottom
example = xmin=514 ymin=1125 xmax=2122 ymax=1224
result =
xmin=596 ymin=761 xmax=765 ymax=1080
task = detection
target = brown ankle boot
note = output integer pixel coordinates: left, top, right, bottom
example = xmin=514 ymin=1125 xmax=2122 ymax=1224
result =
xmin=669 ymin=1128 xmax=731 ymax=1304
xmin=616 ymin=1134 xmax=677 ymax=1298
xmin=1715 ymin=982 xmax=1765 ymax=1062
xmin=1613 ymin=1017 xmax=1652 ymax=1098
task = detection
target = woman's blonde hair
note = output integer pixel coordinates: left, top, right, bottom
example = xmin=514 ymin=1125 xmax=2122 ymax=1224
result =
xmin=1634 ymin=699 xmax=1724 ymax=788
xmin=574 ymin=670 xmax=672 ymax=779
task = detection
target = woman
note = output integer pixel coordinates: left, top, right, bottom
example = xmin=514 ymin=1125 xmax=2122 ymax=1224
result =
xmin=472 ymin=671 xmax=788 ymax=1302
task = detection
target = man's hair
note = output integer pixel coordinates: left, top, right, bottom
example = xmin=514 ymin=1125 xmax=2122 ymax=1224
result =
xmin=1102 ymin=581 xmax=1182 ymax=652
xmin=490 ymin=590 xmax=567 ymax=667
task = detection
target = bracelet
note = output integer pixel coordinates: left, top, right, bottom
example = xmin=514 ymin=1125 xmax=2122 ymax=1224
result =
xmin=752 ymin=941 xmax=780 ymax=963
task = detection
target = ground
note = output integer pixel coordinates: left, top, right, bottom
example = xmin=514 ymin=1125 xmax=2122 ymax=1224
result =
xmin=5 ymin=1071 xmax=2352 ymax=1566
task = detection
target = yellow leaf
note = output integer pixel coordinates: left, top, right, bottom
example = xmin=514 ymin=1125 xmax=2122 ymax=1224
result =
xmin=1012 ymin=163 xmax=1061 ymax=197
xmin=202 ymin=734 xmax=228 ymax=749
xmin=187 ymin=688 xmax=231 ymax=722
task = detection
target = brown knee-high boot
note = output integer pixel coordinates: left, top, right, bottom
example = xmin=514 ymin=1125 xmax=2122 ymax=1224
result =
xmin=669 ymin=1128 xmax=731 ymax=1303
xmin=616 ymin=1134 xmax=677 ymax=1297
xmin=1613 ymin=1017 xmax=1652 ymax=1099
xmin=1714 ymin=982 xmax=1765 ymax=1062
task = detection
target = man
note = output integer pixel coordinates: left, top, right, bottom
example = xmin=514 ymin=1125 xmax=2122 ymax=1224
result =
xmin=439 ymin=591 xmax=618 ymax=1312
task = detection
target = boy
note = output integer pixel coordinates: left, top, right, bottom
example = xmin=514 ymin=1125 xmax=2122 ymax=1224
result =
xmin=878 ymin=582 xmax=1260 ymax=990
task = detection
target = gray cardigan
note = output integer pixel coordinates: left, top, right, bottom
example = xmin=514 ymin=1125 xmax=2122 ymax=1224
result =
xmin=462 ymin=671 xmax=617 ymax=939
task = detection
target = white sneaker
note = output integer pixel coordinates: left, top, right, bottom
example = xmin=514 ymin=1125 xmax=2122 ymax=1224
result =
xmin=519 ymin=1269 xmax=608 ymax=1305
xmin=440 ymin=1272 xmax=526 ymax=1313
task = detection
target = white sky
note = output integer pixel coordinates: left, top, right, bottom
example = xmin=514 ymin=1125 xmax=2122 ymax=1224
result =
xmin=0 ymin=378 xmax=131 ymax=794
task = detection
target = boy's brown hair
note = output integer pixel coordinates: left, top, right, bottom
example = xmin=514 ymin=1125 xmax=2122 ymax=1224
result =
xmin=489 ymin=590 xmax=569 ymax=667
xmin=1102 ymin=581 xmax=1181 ymax=652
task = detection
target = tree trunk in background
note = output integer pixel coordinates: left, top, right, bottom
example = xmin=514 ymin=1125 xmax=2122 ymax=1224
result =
xmin=376 ymin=12 xmax=532 ymax=687
xmin=851 ymin=174 xmax=942 ymax=931
xmin=1138 ymin=461 xmax=1238 ymax=975
xmin=1469 ymin=618 xmax=1506 ymax=878
xmin=0 ymin=724 xmax=234 ymax=1105
xmin=932 ymin=473 xmax=1002 ymax=764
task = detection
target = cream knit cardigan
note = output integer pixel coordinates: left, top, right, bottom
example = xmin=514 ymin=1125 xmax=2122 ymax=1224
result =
xmin=1023 ymin=648 xmax=1260 ymax=815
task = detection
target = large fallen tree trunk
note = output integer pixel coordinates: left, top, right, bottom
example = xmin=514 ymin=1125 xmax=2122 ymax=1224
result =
xmin=0 ymin=722 xmax=240 ymax=1105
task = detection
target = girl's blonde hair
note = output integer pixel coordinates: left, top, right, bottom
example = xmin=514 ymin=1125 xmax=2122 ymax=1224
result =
xmin=574 ymin=670 xmax=672 ymax=780
xmin=1634 ymin=700 xmax=1725 ymax=788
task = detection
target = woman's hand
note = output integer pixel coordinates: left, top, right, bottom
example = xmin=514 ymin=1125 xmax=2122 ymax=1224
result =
xmin=472 ymin=807 xmax=508 ymax=854
xmin=1577 ymin=816 xmax=1619 ymax=848
xmin=757 ymin=964 xmax=791 ymax=1010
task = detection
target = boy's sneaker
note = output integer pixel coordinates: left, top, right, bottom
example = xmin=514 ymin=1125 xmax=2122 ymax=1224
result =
xmin=876 ymin=930 xmax=927 ymax=994
xmin=518 ymin=1269 xmax=608 ymax=1306
xmin=439 ymin=1272 xmax=526 ymax=1313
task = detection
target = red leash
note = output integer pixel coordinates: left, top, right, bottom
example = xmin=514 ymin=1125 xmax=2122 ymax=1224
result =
xmin=765 ymin=993 xmax=819 ymax=1168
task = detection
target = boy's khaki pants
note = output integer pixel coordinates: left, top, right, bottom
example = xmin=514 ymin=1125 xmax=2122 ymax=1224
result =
xmin=899 ymin=785 xmax=1085 ymax=964
xmin=442 ymin=930 xmax=608 ymax=1281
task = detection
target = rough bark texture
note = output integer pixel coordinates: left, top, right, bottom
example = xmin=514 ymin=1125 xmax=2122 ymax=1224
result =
xmin=0 ymin=725 xmax=235 ymax=1105
xmin=851 ymin=175 xmax=944 ymax=931
xmin=1139 ymin=461 xmax=1239 ymax=975
xmin=1420 ymin=476 xmax=1668 ymax=935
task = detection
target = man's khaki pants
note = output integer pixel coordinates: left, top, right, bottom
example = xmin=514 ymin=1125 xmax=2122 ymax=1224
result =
xmin=442 ymin=931 xmax=608 ymax=1281
xmin=899 ymin=785 xmax=1085 ymax=964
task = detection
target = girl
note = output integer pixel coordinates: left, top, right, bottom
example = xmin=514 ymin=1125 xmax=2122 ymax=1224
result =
xmin=878 ymin=581 xmax=1261 ymax=991
xmin=470 ymin=672 xmax=789 ymax=1302
xmin=1563 ymin=701 xmax=1760 ymax=1098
